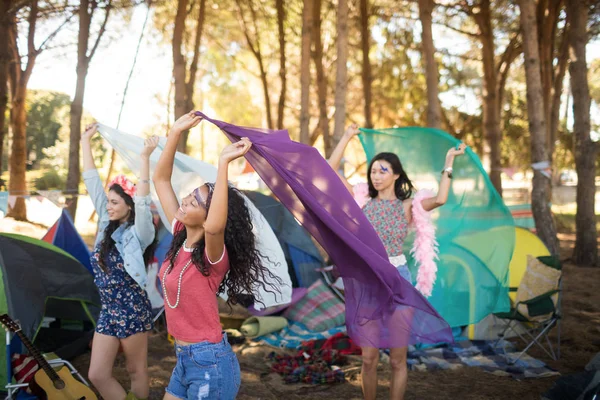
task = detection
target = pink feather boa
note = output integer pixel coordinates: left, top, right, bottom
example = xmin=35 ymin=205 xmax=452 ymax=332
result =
xmin=410 ymin=189 xmax=439 ymax=297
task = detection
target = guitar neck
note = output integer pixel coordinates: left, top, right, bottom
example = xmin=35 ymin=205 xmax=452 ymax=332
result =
xmin=15 ymin=330 xmax=60 ymax=382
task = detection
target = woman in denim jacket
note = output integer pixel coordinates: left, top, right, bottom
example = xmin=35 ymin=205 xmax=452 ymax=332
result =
xmin=81 ymin=123 xmax=157 ymax=400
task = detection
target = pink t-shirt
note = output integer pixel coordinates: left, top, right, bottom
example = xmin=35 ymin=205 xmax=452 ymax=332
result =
xmin=159 ymin=220 xmax=229 ymax=343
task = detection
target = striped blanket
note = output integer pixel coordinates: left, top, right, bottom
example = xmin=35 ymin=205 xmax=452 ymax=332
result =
xmin=406 ymin=340 xmax=559 ymax=379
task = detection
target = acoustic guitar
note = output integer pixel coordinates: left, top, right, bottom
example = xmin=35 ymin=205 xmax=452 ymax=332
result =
xmin=0 ymin=314 xmax=97 ymax=400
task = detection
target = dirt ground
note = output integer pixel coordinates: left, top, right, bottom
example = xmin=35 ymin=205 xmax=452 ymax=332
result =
xmin=64 ymin=234 xmax=600 ymax=400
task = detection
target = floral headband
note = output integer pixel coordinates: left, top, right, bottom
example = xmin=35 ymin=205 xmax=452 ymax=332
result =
xmin=109 ymin=175 xmax=136 ymax=198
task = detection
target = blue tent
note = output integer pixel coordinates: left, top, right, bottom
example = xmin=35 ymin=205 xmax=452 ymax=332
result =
xmin=42 ymin=209 xmax=92 ymax=273
xmin=243 ymin=191 xmax=324 ymax=288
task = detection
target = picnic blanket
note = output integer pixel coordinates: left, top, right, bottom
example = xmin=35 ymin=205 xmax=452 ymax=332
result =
xmin=406 ymin=340 xmax=559 ymax=379
xmin=255 ymin=321 xmax=346 ymax=349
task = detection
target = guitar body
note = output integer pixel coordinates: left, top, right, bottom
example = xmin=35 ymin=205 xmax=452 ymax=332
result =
xmin=30 ymin=366 xmax=97 ymax=400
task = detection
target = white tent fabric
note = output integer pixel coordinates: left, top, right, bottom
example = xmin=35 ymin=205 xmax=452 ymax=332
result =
xmin=96 ymin=124 xmax=292 ymax=309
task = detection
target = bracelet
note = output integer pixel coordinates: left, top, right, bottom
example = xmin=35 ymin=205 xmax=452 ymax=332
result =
xmin=441 ymin=167 xmax=453 ymax=179
xmin=138 ymin=179 xmax=150 ymax=184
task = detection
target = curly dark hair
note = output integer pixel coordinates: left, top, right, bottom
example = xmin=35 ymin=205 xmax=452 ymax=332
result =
xmin=367 ymin=152 xmax=415 ymax=201
xmin=98 ymin=183 xmax=158 ymax=272
xmin=164 ymin=183 xmax=282 ymax=307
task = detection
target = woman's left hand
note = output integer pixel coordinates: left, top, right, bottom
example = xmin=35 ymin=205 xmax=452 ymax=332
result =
xmin=141 ymin=136 xmax=159 ymax=157
xmin=220 ymin=137 xmax=252 ymax=164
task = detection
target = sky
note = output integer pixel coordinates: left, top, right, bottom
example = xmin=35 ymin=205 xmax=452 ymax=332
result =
xmin=24 ymin=5 xmax=600 ymax=140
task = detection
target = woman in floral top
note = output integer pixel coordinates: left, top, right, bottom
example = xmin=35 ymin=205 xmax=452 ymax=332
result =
xmin=329 ymin=124 xmax=466 ymax=400
xmin=82 ymin=124 xmax=158 ymax=400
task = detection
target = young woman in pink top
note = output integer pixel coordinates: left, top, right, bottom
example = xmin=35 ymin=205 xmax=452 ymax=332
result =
xmin=153 ymin=111 xmax=277 ymax=400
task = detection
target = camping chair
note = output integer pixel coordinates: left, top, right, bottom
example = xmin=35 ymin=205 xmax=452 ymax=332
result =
xmin=4 ymin=331 xmax=91 ymax=399
xmin=495 ymin=255 xmax=562 ymax=364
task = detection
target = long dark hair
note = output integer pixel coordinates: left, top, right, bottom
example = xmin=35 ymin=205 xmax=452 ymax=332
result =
xmin=367 ymin=152 xmax=415 ymax=200
xmin=98 ymin=183 xmax=158 ymax=272
xmin=165 ymin=183 xmax=281 ymax=307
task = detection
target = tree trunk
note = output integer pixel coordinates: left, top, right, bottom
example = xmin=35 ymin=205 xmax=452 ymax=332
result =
xmin=185 ymin=0 xmax=206 ymax=117
xmin=359 ymin=0 xmax=373 ymax=128
xmin=276 ymin=0 xmax=286 ymax=130
xmin=518 ymin=0 xmax=560 ymax=256
xmin=418 ymin=0 xmax=441 ymax=129
xmin=475 ymin=0 xmax=503 ymax=197
xmin=567 ymin=0 xmax=598 ymax=266
xmin=550 ymin=18 xmax=570 ymax=160
xmin=66 ymin=0 xmax=110 ymax=219
xmin=172 ymin=0 xmax=189 ymax=152
xmin=237 ymin=0 xmax=273 ymax=129
xmin=312 ymin=0 xmax=331 ymax=156
xmin=7 ymin=0 xmax=39 ymax=221
xmin=299 ymin=0 xmax=313 ymax=144
xmin=496 ymin=36 xmax=521 ymax=122
xmin=66 ymin=0 xmax=91 ymax=219
xmin=537 ymin=0 xmax=561 ymax=156
xmin=332 ymin=0 xmax=348 ymax=144
xmin=0 ymin=0 xmax=9 ymax=175
xmin=7 ymin=85 xmax=27 ymax=220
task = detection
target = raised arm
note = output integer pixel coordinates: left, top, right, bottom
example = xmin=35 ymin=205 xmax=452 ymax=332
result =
xmin=328 ymin=124 xmax=359 ymax=193
xmin=81 ymin=123 xmax=98 ymax=172
xmin=204 ymin=138 xmax=252 ymax=262
xmin=420 ymin=143 xmax=467 ymax=212
xmin=153 ymin=111 xmax=202 ymax=225
xmin=134 ymin=136 xmax=159 ymax=248
xmin=81 ymin=124 xmax=108 ymax=218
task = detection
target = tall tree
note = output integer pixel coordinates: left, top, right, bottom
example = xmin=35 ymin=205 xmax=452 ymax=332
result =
xmin=311 ymin=0 xmax=331 ymax=156
xmin=567 ymin=0 xmax=598 ymax=266
xmin=359 ymin=0 xmax=373 ymax=128
xmin=7 ymin=0 xmax=40 ymax=220
xmin=333 ymin=0 xmax=349 ymax=143
xmin=276 ymin=0 xmax=286 ymax=130
xmin=0 ymin=0 xmax=10 ymax=176
xmin=172 ymin=0 xmax=206 ymax=152
xmin=418 ymin=0 xmax=441 ymax=128
xmin=299 ymin=0 xmax=313 ymax=144
xmin=517 ymin=0 xmax=560 ymax=256
xmin=472 ymin=0 xmax=503 ymax=196
xmin=236 ymin=0 xmax=273 ymax=129
xmin=536 ymin=1 xmax=571 ymax=162
xmin=66 ymin=0 xmax=111 ymax=219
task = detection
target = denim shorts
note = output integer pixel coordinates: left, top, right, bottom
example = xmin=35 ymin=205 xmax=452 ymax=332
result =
xmin=389 ymin=255 xmax=412 ymax=283
xmin=396 ymin=264 xmax=412 ymax=283
xmin=166 ymin=333 xmax=241 ymax=399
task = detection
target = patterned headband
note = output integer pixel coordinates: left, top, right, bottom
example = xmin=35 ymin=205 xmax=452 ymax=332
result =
xmin=193 ymin=183 xmax=214 ymax=209
xmin=109 ymin=175 xmax=136 ymax=198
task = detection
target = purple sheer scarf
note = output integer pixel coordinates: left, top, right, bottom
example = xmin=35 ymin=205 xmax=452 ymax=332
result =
xmin=196 ymin=112 xmax=453 ymax=348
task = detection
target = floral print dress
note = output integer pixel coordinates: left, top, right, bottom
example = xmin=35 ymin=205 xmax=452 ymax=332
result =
xmin=363 ymin=198 xmax=412 ymax=282
xmin=91 ymin=246 xmax=153 ymax=338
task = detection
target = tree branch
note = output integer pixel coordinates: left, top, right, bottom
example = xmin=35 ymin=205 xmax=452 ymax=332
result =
xmin=442 ymin=22 xmax=480 ymax=38
xmin=187 ymin=0 xmax=206 ymax=100
xmin=22 ymin=0 xmax=39 ymax=85
xmin=38 ymin=11 xmax=77 ymax=52
xmin=88 ymin=0 xmax=112 ymax=61
xmin=496 ymin=33 xmax=522 ymax=77
xmin=235 ymin=0 xmax=260 ymax=58
xmin=248 ymin=0 xmax=262 ymax=51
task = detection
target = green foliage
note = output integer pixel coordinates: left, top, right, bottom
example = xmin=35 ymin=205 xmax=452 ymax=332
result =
xmin=26 ymin=90 xmax=70 ymax=166
xmin=34 ymin=169 xmax=66 ymax=190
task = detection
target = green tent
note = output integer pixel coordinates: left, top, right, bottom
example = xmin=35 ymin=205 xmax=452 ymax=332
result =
xmin=0 ymin=233 xmax=100 ymax=385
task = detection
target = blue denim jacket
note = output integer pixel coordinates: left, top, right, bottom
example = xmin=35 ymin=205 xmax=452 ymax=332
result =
xmin=83 ymin=169 xmax=155 ymax=289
